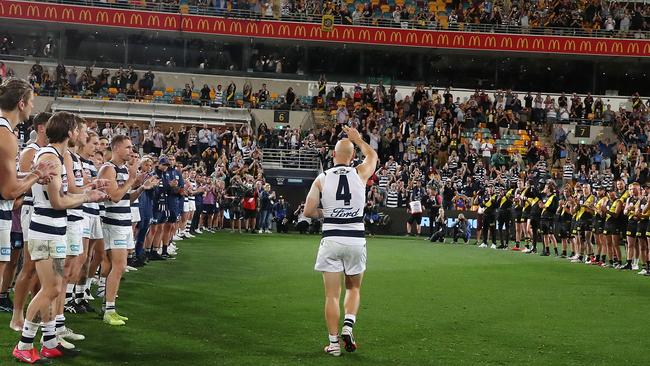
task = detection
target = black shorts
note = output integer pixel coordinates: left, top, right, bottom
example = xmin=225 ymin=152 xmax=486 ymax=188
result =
xmin=540 ymin=219 xmax=554 ymax=235
xmin=167 ymin=210 xmax=180 ymax=224
xmin=202 ymin=204 xmax=215 ymax=214
xmin=407 ymin=213 xmax=422 ymax=224
xmin=592 ymin=216 xmax=604 ymax=234
xmin=229 ymin=208 xmax=241 ymax=220
xmin=626 ymin=219 xmax=638 ymax=237
xmin=578 ymin=218 xmax=592 ymax=232
xmin=558 ymin=221 xmax=572 ymax=239
xmin=244 ymin=209 xmax=257 ymax=219
xmin=636 ymin=220 xmax=648 ymax=238
xmin=151 ymin=210 xmax=168 ymax=225
xmin=604 ymin=219 xmax=619 ymax=235
xmin=512 ymin=208 xmax=523 ymax=222
xmin=10 ymin=232 xmax=23 ymax=250
xmin=571 ymin=220 xmax=579 ymax=236
xmin=619 ymin=217 xmax=628 ymax=236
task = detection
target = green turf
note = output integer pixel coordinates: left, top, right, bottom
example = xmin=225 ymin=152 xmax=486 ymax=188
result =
xmin=1 ymin=233 xmax=649 ymax=365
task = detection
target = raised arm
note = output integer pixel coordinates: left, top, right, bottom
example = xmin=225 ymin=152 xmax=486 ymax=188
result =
xmin=342 ymin=126 xmax=377 ymax=184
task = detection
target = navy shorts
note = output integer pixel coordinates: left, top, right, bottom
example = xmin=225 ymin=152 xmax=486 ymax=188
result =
xmin=152 ymin=210 xmax=168 ymax=225
xmin=10 ymin=232 xmax=23 ymax=250
xmin=202 ymin=204 xmax=215 ymax=215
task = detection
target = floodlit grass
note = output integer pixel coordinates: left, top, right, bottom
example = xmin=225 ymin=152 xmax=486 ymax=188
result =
xmin=1 ymin=232 xmax=649 ymax=365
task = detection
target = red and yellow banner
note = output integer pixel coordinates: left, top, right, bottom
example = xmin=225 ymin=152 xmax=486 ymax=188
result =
xmin=3 ymin=0 xmax=650 ymax=57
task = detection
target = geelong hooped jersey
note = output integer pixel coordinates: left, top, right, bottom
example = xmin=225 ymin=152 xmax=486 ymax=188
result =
xmin=29 ymin=145 xmax=68 ymax=241
xmin=67 ymin=151 xmax=85 ymax=222
xmin=102 ymin=162 xmax=131 ymax=228
xmin=21 ymin=142 xmax=41 ymax=208
xmin=319 ymin=164 xmax=366 ymax=246
xmin=0 ymin=117 xmax=14 ymax=228
xmin=81 ymin=156 xmax=100 ymax=216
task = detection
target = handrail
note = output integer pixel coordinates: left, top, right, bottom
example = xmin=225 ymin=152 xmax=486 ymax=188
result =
xmin=24 ymin=0 xmax=650 ymax=41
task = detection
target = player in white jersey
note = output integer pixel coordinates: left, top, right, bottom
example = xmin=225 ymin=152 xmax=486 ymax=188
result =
xmin=13 ymin=112 xmax=106 ymax=363
xmin=304 ymin=126 xmax=378 ymax=357
xmin=10 ymin=112 xmax=50 ymax=332
xmin=98 ymin=135 xmax=153 ymax=326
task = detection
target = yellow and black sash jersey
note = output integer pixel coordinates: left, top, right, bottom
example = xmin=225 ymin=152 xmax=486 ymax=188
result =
xmin=595 ymin=196 xmax=608 ymax=217
xmin=606 ymin=199 xmax=623 ymax=221
xmin=541 ymin=194 xmax=558 ymax=219
xmin=626 ymin=196 xmax=640 ymax=220
xmin=498 ymin=189 xmax=514 ymax=210
xmin=481 ymin=194 xmax=497 ymax=213
xmin=639 ymin=197 xmax=650 ymax=220
xmin=576 ymin=194 xmax=595 ymax=221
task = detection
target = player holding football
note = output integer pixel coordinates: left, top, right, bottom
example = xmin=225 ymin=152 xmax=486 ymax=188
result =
xmin=304 ymin=125 xmax=377 ymax=357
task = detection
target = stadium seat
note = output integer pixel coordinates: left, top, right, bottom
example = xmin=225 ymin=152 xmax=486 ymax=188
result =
xmin=108 ymin=88 xmax=118 ymax=95
xmin=154 ymin=90 xmax=164 ymax=97
xmin=165 ymin=87 xmax=174 ymax=94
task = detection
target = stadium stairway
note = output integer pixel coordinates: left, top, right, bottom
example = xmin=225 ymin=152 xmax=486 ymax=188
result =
xmin=312 ymin=109 xmax=332 ymax=130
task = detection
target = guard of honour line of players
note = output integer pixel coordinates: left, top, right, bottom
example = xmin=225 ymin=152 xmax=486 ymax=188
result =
xmin=0 ymin=78 xmax=208 ymax=364
xmin=2 ymin=77 xmax=650 ymax=363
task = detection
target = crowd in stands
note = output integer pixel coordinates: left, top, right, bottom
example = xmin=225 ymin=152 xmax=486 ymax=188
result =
xmin=20 ymin=61 xmax=308 ymax=110
xmin=61 ymin=0 xmax=650 ymax=37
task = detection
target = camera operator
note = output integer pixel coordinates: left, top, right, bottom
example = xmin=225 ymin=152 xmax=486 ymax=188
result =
xmin=428 ymin=207 xmax=446 ymax=242
xmin=452 ymin=213 xmax=469 ymax=243
xmin=294 ymin=202 xmax=311 ymax=234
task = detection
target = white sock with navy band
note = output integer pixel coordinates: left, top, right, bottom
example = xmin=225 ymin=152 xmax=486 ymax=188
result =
xmin=343 ymin=314 xmax=356 ymax=330
xmin=328 ymin=334 xmax=339 ymax=346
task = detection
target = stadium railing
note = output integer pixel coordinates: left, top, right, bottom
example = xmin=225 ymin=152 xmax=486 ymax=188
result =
xmin=260 ymin=148 xmax=321 ymax=171
xmin=28 ymin=0 xmax=650 ymax=40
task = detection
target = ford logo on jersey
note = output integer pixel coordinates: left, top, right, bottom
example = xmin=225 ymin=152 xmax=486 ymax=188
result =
xmin=0 ymin=248 xmax=10 ymax=256
xmin=56 ymin=246 xmax=66 ymax=254
xmin=332 ymin=207 xmax=360 ymax=217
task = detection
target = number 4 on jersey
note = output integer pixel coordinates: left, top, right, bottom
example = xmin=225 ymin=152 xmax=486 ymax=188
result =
xmin=336 ymin=175 xmax=351 ymax=205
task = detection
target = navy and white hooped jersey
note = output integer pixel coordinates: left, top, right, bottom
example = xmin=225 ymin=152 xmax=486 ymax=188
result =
xmin=21 ymin=142 xmax=42 ymax=208
xmin=102 ymin=162 xmax=131 ymax=228
xmin=81 ymin=156 xmax=100 ymax=216
xmin=29 ymin=145 xmax=68 ymax=241
xmin=318 ymin=164 xmax=366 ymax=246
xmin=67 ymin=151 xmax=84 ymax=222
xmin=0 ymin=117 xmax=15 ymax=228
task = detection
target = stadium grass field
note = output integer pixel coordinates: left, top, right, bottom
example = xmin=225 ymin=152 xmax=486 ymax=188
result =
xmin=1 ymin=232 xmax=649 ymax=366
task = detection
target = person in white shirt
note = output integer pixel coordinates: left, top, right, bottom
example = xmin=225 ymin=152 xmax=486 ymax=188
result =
xmin=480 ymin=140 xmax=493 ymax=168
xmin=304 ymin=126 xmax=377 ymax=357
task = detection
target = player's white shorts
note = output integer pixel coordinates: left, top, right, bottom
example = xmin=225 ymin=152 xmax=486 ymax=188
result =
xmin=131 ymin=207 xmax=141 ymax=223
xmin=0 ymin=228 xmax=10 ymax=261
xmin=314 ymin=239 xmax=366 ymax=275
xmin=103 ymin=225 xmax=135 ymax=251
xmin=82 ymin=214 xmax=104 ymax=240
xmin=29 ymin=238 xmax=66 ymax=260
xmin=189 ymin=201 xmax=196 ymax=212
xmin=66 ymin=220 xmax=84 ymax=256
xmin=21 ymin=205 xmax=32 ymax=241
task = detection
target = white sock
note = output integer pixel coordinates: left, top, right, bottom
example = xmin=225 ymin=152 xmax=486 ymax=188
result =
xmin=343 ymin=314 xmax=356 ymax=330
xmin=42 ymin=320 xmax=58 ymax=349
xmin=105 ymin=301 xmax=116 ymax=314
xmin=55 ymin=314 xmax=65 ymax=333
xmin=328 ymin=334 xmax=339 ymax=346
xmin=98 ymin=277 xmax=106 ymax=297
xmin=18 ymin=320 xmax=39 ymax=350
